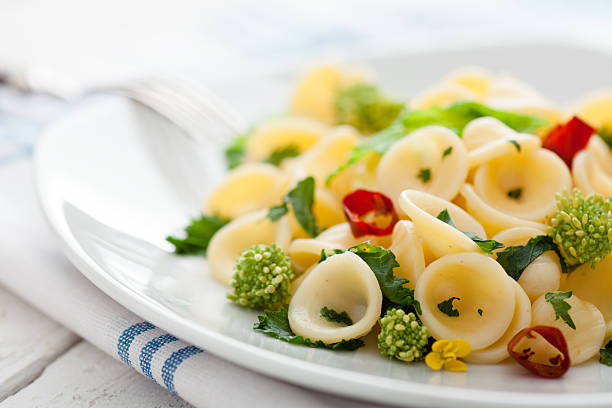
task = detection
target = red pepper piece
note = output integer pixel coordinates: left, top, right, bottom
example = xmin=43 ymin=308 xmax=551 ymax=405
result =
xmin=342 ymin=189 xmax=399 ymax=237
xmin=542 ymin=116 xmax=595 ymax=167
xmin=507 ymin=325 xmax=571 ymax=378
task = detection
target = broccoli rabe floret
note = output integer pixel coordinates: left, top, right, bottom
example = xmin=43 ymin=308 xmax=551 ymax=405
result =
xmin=335 ymin=83 xmax=404 ymax=133
xmin=378 ymin=308 xmax=430 ymax=362
xmin=549 ymin=188 xmax=612 ymax=266
xmin=227 ymin=244 xmax=294 ymax=309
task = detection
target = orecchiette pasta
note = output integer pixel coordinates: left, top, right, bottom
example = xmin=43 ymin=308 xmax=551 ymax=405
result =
xmin=288 ymin=251 xmax=382 ymax=344
xmin=388 ymin=220 xmax=425 ymax=288
xmin=531 ymin=293 xmax=606 ymax=365
xmin=409 ymin=82 xmax=479 ymax=110
xmin=415 ymin=253 xmax=517 ymax=350
xmin=445 ymin=67 xmax=492 ymax=99
xmin=377 ymin=126 xmax=468 ymax=202
xmin=573 ymin=136 xmax=612 ymax=197
xmin=575 ymin=91 xmax=612 ymax=129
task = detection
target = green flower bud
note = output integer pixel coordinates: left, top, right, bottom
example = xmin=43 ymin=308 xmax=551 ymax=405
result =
xmin=377 ymin=308 xmax=430 ymax=362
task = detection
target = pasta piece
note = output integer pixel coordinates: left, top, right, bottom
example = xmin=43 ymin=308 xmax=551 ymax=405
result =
xmin=580 ymin=151 xmax=612 ymax=197
xmin=531 ymin=293 xmax=606 ymax=365
xmin=409 ymin=82 xmax=478 ymax=110
xmin=572 ymin=150 xmax=597 ymax=196
xmin=388 ymin=220 xmax=425 ymax=289
xmin=415 ymin=253 xmax=517 ymax=350
xmin=465 ymin=281 xmax=531 ymax=363
xmin=288 ymin=238 xmax=337 ymax=273
xmin=291 ymin=65 xmax=366 ymax=124
xmin=587 ymin=135 xmax=612 ymax=175
xmin=488 ymin=76 xmax=545 ymax=100
xmin=471 ymin=148 xmax=572 ymax=223
xmin=206 ymin=163 xmax=289 ymax=219
xmin=207 ymin=210 xmax=291 ymax=285
xmin=377 ymin=126 xmax=468 ymax=202
xmin=399 ymin=190 xmax=485 ymax=260
xmin=485 ymin=96 xmax=564 ymax=128
xmin=245 ymin=116 xmax=327 ymax=162
xmin=287 ymin=187 xmax=345 ymax=239
xmin=564 ymin=256 xmax=612 ymax=337
xmin=460 ymin=184 xmax=548 ymax=237
xmin=316 ymin=222 xmax=393 ymax=249
xmin=462 ymin=117 xmax=541 ymax=169
xmin=445 ymin=67 xmax=492 ymax=99
xmin=492 ymin=227 xmax=561 ymax=301
xmin=575 ymin=90 xmax=612 ymax=129
xmin=288 ymin=251 xmax=383 ymax=344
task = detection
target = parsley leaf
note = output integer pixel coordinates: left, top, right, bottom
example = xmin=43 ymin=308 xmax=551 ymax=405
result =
xmin=267 ymin=177 xmax=319 ymax=237
xmin=545 ymin=291 xmax=576 ymax=330
xmin=264 ymin=145 xmax=300 ymax=166
xmin=509 ymin=139 xmax=521 ymax=152
xmin=417 ymin=168 xmax=431 ymax=183
xmin=507 ymin=187 xmax=522 ymax=200
xmin=335 ymin=83 xmax=404 ymax=133
xmin=600 ymin=340 xmax=612 ymax=366
xmin=496 ymin=235 xmax=567 ymax=280
xmin=327 ymin=102 xmax=548 ymax=183
xmin=318 ymin=248 xmax=346 ymax=263
xmin=478 ymin=308 xmax=483 ymax=316
xmin=224 ymin=133 xmax=249 ymax=169
xmin=253 ymin=307 xmax=364 ymax=350
xmin=442 ymin=146 xmax=453 ymax=158
xmin=436 ymin=209 xmax=504 ymax=254
xmin=320 ymin=306 xmax=353 ymax=326
xmin=437 ymin=297 xmax=461 ymax=317
xmin=166 ymin=214 xmax=229 ymax=255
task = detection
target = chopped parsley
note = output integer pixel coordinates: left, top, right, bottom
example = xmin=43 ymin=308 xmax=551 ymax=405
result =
xmin=478 ymin=308 xmax=483 ymax=316
xmin=253 ymin=307 xmax=364 ymax=350
xmin=509 ymin=139 xmax=521 ymax=152
xmin=267 ymin=177 xmax=319 ymax=237
xmin=442 ymin=146 xmax=453 ymax=158
xmin=224 ymin=133 xmax=249 ymax=169
xmin=166 ymin=214 xmax=229 ymax=256
xmin=437 ymin=297 xmax=460 ymax=317
xmin=496 ymin=235 xmax=567 ymax=281
xmin=417 ymin=168 xmax=431 ymax=183
xmin=600 ymin=340 xmax=612 ymax=366
xmin=507 ymin=187 xmax=522 ymax=200
xmin=264 ymin=145 xmax=300 ymax=166
xmin=320 ymin=306 xmax=353 ymax=326
xmin=545 ymin=291 xmax=576 ymax=330
xmin=436 ymin=209 xmax=504 ymax=254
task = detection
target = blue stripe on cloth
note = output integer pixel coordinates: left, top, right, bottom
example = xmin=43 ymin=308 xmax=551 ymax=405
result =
xmin=117 ymin=322 xmax=156 ymax=367
xmin=139 ymin=334 xmax=178 ymax=381
xmin=161 ymin=345 xmax=203 ymax=393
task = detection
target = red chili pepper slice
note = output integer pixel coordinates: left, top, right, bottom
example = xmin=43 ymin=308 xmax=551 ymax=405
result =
xmin=507 ymin=325 xmax=570 ymax=378
xmin=542 ymin=116 xmax=595 ymax=167
xmin=342 ymin=189 xmax=399 ymax=237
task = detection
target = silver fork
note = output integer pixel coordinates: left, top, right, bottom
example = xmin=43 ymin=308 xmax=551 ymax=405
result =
xmin=116 ymin=76 xmax=246 ymax=145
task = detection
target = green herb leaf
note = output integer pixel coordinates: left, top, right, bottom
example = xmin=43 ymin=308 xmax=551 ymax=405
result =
xmin=335 ymin=83 xmax=404 ymax=133
xmin=545 ymin=291 xmax=576 ymax=330
xmin=166 ymin=214 xmax=229 ymax=256
xmin=264 ymin=145 xmax=300 ymax=166
xmin=437 ymin=297 xmax=460 ymax=317
xmin=348 ymin=243 xmax=421 ymax=314
xmin=417 ymin=168 xmax=431 ymax=183
xmin=318 ymin=248 xmax=346 ymax=263
xmin=598 ymin=127 xmax=612 ymax=149
xmin=327 ymin=102 xmax=548 ymax=182
xmin=436 ymin=209 xmax=504 ymax=254
xmin=224 ymin=133 xmax=249 ymax=169
xmin=442 ymin=146 xmax=453 ymax=158
xmin=496 ymin=235 xmax=567 ymax=280
xmin=509 ymin=139 xmax=521 ymax=152
xmin=320 ymin=306 xmax=353 ymax=326
xmin=507 ymin=187 xmax=523 ymax=200
xmin=253 ymin=307 xmax=364 ymax=350
xmin=268 ymin=177 xmax=319 ymax=237
xmin=478 ymin=308 xmax=483 ymax=316
xmin=600 ymin=340 xmax=612 ymax=366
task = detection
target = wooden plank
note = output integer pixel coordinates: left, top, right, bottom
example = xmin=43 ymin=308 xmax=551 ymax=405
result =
xmin=0 ymin=285 xmax=79 ymax=401
xmin=1 ymin=341 xmax=193 ymax=408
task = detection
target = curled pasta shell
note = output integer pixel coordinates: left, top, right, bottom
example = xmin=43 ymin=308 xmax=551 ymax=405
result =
xmin=492 ymin=227 xmax=561 ymax=301
xmin=572 ymin=140 xmax=612 ymax=198
xmin=445 ymin=67 xmax=492 ymax=99
xmin=415 ymin=253 xmax=517 ymax=350
xmin=575 ymin=90 xmax=612 ymax=129
xmin=410 ymin=82 xmax=478 ymax=110
xmin=388 ymin=220 xmax=425 ymax=289
xmin=485 ymin=96 xmax=564 ymax=128
xmin=291 ymin=65 xmax=366 ymax=124
xmin=460 ymin=184 xmax=547 ymax=237
xmin=564 ymin=256 xmax=612 ymax=337
xmin=288 ymin=251 xmax=383 ymax=343
xmin=288 ymin=238 xmax=337 ymax=273
xmin=287 ymin=187 xmax=345 ymax=239
xmin=464 ymin=281 xmax=531 ymax=363
xmin=205 ymin=163 xmax=289 ymax=219
xmin=588 ymin=135 xmax=612 ymax=175
xmin=462 ymin=117 xmax=541 ymax=169
xmin=207 ymin=210 xmax=291 ymax=285
xmin=245 ymin=117 xmax=327 ymax=162
xmin=399 ymin=190 xmax=485 ymax=259
xmin=317 ymin=222 xmax=393 ymax=249
xmin=473 ymin=148 xmax=572 ymax=222
xmin=531 ymin=293 xmax=606 ymax=365
xmin=377 ymin=126 xmax=468 ymax=202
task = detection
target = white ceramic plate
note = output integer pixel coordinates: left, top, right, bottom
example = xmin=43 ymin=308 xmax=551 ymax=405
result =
xmin=35 ymin=45 xmax=612 ymax=407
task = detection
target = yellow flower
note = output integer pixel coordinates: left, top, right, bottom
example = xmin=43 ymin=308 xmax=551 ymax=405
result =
xmin=425 ymin=339 xmax=471 ymax=372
